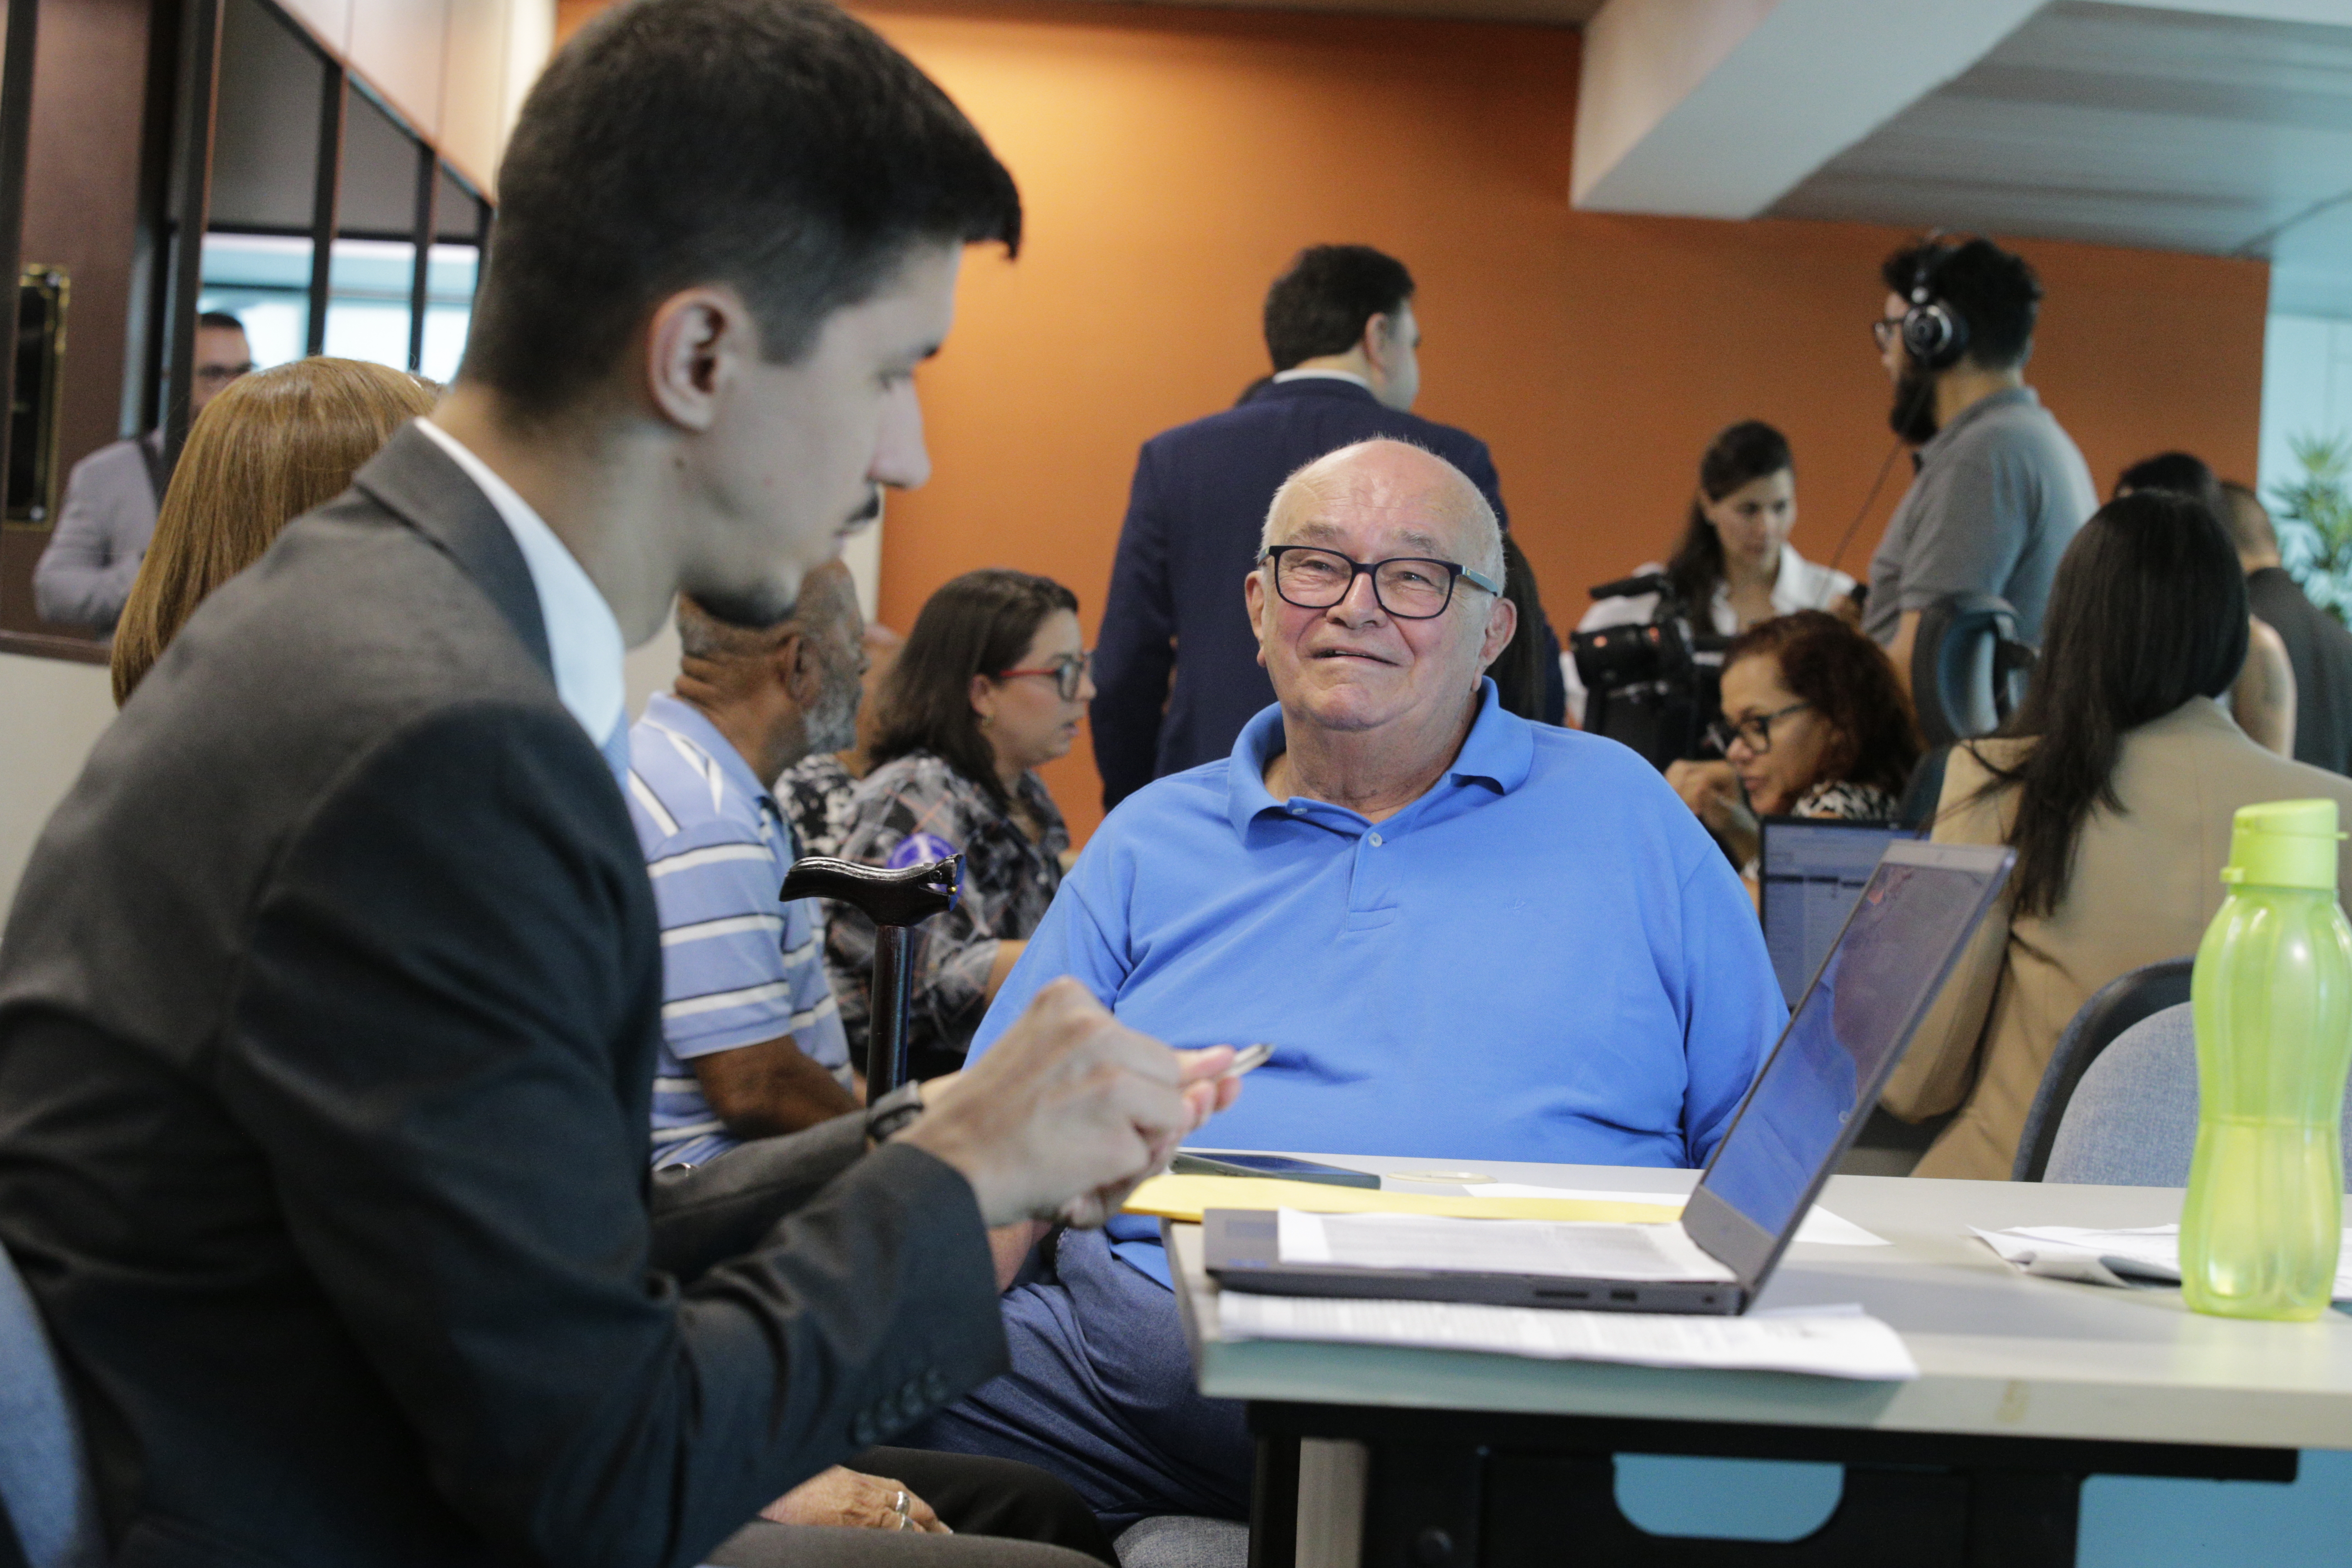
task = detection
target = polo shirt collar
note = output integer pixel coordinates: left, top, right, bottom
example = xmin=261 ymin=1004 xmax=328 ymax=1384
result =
xmin=1223 ymin=679 xmax=1532 ymax=840
xmin=1919 ymin=384 xmax=2038 ymax=466
xmin=640 ymin=691 xmax=775 ymax=812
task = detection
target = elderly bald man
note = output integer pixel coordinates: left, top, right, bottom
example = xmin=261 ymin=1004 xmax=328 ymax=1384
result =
xmin=901 ymin=439 xmax=1784 ymax=1529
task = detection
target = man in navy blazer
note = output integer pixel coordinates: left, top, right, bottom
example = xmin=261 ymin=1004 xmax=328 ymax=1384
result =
xmin=1092 ymin=245 xmax=1556 ymax=809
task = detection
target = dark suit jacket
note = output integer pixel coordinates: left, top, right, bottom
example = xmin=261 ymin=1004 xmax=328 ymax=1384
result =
xmin=1090 ymin=377 xmax=1548 ymax=810
xmin=2249 ymin=564 xmax=2352 ymax=775
xmin=0 ymin=425 xmax=1006 ymax=1568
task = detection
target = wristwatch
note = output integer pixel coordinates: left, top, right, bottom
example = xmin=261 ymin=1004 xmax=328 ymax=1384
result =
xmin=865 ymin=1080 xmax=926 ymax=1145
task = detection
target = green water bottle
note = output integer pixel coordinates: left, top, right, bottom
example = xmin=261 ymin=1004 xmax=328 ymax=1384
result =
xmin=2180 ymin=799 xmax=2352 ymax=1322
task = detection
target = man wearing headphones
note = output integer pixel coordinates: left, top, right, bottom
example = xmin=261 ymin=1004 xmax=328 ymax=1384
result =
xmin=1865 ymin=235 xmax=2096 ymax=686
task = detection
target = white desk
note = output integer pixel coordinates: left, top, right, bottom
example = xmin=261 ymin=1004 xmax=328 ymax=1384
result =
xmin=1166 ymin=1153 xmax=2352 ymax=1568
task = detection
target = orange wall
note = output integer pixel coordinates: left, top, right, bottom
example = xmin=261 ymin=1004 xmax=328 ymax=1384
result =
xmin=560 ymin=0 xmax=2270 ymax=845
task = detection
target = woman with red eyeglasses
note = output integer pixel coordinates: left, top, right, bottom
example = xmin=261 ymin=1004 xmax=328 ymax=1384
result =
xmin=823 ymin=568 xmax=1095 ymax=1082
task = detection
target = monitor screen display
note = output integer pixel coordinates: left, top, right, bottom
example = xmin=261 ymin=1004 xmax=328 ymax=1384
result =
xmin=1698 ymin=847 xmax=2007 ymax=1248
xmin=1759 ymin=819 xmax=1920 ymax=1007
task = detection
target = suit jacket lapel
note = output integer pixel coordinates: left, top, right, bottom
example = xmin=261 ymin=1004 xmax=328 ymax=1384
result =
xmin=353 ymin=422 xmax=553 ymax=679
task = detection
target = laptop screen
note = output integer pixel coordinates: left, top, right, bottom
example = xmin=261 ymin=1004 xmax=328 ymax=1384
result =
xmin=1688 ymin=841 xmax=2012 ymax=1278
xmin=1758 ymin=818 xmax=1921 ymax=1008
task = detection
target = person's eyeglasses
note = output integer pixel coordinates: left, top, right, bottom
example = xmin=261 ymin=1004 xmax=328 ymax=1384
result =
xmin=996 ymin=650 xmax=1092 ymax=701
xmin=1870 ymin=317 xmax=1905 ymax=350
xmin=195 ymin=362 xmax=256 ymax=385
xmin=1707 ymin=701 xmax=1813 ymax=756
xmin=1259 ymin=545 xmax=1504 ymax=621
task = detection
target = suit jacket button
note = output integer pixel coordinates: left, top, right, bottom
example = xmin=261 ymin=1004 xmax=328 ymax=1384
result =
xmin=851 ymin=1412 xmax=879 ymax=1447
xmin=921 ymin=1369 xmax=951 ymax=1403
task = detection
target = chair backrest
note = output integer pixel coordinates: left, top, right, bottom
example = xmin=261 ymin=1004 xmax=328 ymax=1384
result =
xmin=2045 ymin=1000 xmax=2352 ymax=1188
xmin=0 ymin=1240 xmax=101 ymax=1568
xmin=2013 ymin=957 xmax=2195 ymax=1181
xmin=1910 ymin=593 xmax=2035 ymax=750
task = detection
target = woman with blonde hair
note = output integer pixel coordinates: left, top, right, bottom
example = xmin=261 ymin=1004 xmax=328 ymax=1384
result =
xmin=111 ymin=357 xmax=436 ymax=704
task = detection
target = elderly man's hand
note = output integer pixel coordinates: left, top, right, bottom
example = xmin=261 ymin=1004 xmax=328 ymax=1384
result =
xmin=760 ymin=1467 xmax=949 ymax=1533
xmin=900 ymin=978 xmax=1238 ymax=1227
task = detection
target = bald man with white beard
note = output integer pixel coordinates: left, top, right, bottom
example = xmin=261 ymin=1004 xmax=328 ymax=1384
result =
xmin=904 ymin=440 xmax=1785 ymax=1530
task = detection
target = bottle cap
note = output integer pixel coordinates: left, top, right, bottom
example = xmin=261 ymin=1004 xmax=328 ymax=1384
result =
xmin=2221 ymin=799 xmax=2346 ymax=892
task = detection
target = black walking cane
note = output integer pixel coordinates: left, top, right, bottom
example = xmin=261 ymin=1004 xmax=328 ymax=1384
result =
xmin=780 ymin=854 xmax=962 ymax=1098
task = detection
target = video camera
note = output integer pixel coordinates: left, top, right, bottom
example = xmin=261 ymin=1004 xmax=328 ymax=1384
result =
xmin=1569 ymin=572 xmax=1728 ymax=772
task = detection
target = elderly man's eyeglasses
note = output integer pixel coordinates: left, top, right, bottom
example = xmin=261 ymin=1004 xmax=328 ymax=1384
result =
xmin=1869 ymin=317 xmax=1906 ymax=350
xmin=1259 ymin=546 xmax=1504 ymax=621
xmin=195 ymin=362 xmax=256 ymax=386
xmin=1707 ymin=701 xmax=1812 ymax=756
xmin=996 ymin=650 xmax=1092 ymax=701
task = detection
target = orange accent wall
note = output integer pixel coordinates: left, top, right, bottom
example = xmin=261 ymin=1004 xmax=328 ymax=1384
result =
xmin=559 ymin=0 xmax=2269 ymax=846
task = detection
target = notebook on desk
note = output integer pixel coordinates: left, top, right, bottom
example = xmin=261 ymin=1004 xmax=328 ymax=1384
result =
xmin=1758 ymin=817 xmax=1923 ymax=1008
xmin=1205 ymin=838 xmax=2014 ymax=1316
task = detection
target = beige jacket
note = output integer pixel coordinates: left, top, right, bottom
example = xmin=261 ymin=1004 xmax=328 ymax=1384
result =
xmin=1883 ymin=697 xmax=2352 ymax=1180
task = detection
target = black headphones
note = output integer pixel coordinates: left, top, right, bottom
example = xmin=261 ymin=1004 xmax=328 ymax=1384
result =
xmin=1900 ymin=231 xmax=1972 ymax=372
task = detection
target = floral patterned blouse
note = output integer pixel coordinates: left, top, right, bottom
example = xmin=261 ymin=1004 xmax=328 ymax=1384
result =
xmin=821 ymin=750 xmax=1069 ymax=1081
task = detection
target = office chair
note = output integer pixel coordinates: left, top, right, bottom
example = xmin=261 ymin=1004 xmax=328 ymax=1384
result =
xmin=1910 ymin=593 xmax=2035 ymax=750
xmin=2044 ymin=1001 xmax=2352 ymax=1188
xmin=2014 ymin=959 xmax=2195 ymax=1181
xmin=0 ymin=1240 xmax=102 ymax=1568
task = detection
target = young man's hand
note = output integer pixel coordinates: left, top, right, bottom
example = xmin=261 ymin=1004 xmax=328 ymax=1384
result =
xmin=902 ymin=979 xmax=1240 ymax=1227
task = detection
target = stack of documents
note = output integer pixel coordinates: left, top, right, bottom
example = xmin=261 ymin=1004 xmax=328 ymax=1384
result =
xmin=1972 ymin=1223 xmax=2352 ymax=1300
xmin=1213 ymin=1209 xmax=1919 ymax=1380
xmin=1218 ymin=1290 xmax=1919 ymax=1380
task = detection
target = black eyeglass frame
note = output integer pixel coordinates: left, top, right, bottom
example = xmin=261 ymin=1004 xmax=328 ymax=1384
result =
xmin=1258 ymin=545 xmax=1506 ymax=620
xmin=1707 ymin=700 xmax=1813 ymax=757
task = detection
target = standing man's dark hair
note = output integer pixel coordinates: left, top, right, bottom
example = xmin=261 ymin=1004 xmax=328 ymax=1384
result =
xmin=1878 ymin=236 xmax=2043 ymax=376
xmin=1262 ymin=245 xmax=1414 ymax=372
xmin=470 ymin=0 xmax=1019 ymax=418
xmin=0 ymin=4 xmax=1241 ymax=1568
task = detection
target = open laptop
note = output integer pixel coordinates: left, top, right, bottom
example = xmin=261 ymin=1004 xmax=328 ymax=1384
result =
xmin=1758 ymin=816 xmax=1922 ymax=1008
xmin=1204 ymin=839 xmax=2014 ymax=1316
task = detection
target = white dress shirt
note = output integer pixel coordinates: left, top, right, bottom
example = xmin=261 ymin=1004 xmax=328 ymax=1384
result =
xmin=414 ymin=418 xmax=626 ymax=751
xmin=1270 ymin=368 xmax=1372 ymax=391
xmin=1564 ymin=543 xmax=1857 ymax=726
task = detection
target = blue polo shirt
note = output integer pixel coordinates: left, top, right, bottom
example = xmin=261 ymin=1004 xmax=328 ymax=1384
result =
xmin=970 ymin=684 xmax=1784 ymax=1172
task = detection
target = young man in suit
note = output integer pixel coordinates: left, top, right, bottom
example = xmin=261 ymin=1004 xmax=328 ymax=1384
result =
xmin=1089 ymin=245 xmax=1556 ymax=812
xmin=0 ymin=5 xmax=1238 ymax=1567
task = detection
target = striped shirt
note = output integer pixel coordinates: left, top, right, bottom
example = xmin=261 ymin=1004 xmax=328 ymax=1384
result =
xmin=625 ymin=693 xmax=850 ymax=1168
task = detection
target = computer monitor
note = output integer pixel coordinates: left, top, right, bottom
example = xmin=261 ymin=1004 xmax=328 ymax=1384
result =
xmin=1757 ymin=817 xmax=1922 ymax=1007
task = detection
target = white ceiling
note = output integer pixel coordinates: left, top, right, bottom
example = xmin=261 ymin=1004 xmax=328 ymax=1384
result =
xmin=1765 ymin=2 xmax=2352 ymax=316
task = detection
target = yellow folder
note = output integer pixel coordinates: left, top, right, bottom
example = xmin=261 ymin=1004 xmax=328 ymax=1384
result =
xmin=1122 ymin=1173 xmax=1681 ymax=1225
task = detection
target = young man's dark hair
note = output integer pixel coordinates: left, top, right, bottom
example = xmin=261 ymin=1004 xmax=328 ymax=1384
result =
xmin=2115 ymin=450 xmax=2228 ymax=528
xmin=197 ymin=310 xmax=248 ymax=334
xmin=468 ymin=0 xmax=1022 ymax=416
xmin=1879 ymin=236 xmax=2043 ymax=372
xmin=1262 ymin=245 xmax=1415 ymax=371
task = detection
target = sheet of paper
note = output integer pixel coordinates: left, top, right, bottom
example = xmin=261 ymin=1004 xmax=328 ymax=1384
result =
xmin=1463 ymin=1183 xmax=1889 ymax=1247
xmin=1276 ymin=1209 xmax=1737 ymax=1283
xmin=1217 ymin=1291 xmax=1917 ymax=1381
xmin=1970 ymin=1224 xmax=2352 ymax=1302
xmin=1123 ymin=1173 xmax=1679 ymax=1225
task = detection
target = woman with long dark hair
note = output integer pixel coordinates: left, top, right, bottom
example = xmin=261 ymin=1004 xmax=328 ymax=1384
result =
xmin=824 ymin=568 xmax=1091 ymax=1080
xmin=1884 ymin=491 xmax=2352 ymax=1178
xmin=1569 ymin=420 xmax=1853 ymax=723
